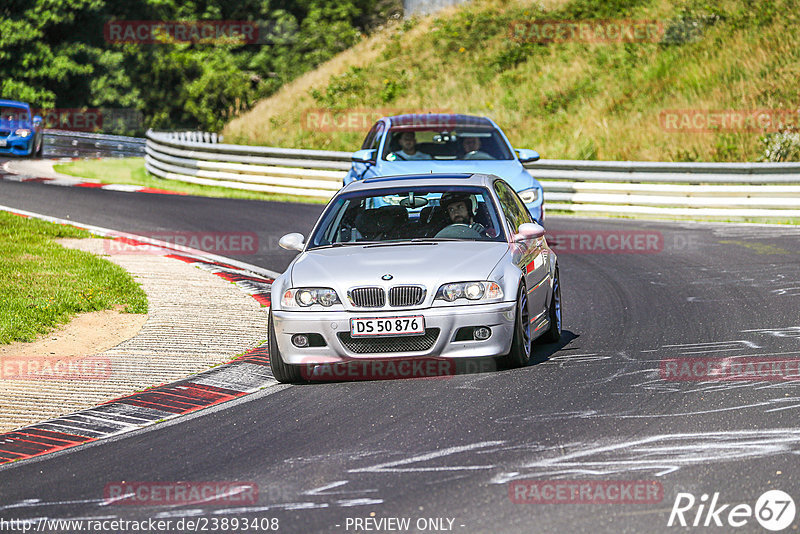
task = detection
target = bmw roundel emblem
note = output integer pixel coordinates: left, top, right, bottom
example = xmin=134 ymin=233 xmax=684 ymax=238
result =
xmin=381 ymin=274 xmax=393 ymax=280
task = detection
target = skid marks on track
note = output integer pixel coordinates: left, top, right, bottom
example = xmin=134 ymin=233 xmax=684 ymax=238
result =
xmin=316 ymin=430 xmax=800 ymax=482
xmin=488 ymin=428 xmax=800 ymax=481
xmin=532 ymin=326 xmax=800 ymax=405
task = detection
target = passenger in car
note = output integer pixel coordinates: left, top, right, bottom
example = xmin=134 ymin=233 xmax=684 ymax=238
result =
xmin=390 ymin=131 xmax=432 ymax=160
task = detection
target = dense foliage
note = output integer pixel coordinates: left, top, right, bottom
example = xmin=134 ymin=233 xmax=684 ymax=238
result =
xmin=0 ymin=0 xmax=401 ymax=133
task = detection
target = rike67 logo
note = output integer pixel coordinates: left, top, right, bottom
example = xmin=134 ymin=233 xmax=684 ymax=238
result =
xmin=668 ymin=490 xmax=796 ymax=531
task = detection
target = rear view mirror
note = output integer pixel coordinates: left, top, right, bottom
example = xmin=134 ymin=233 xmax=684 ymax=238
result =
xmin=515 ymin=149 xmax=540 ymax=163
xmin=400 ymin=195 xmax=428 ymax=209
xmin=351 ymin=149 xmax=376 ymax=164
xmin=514 ymin=222 xmax=546 ymax=241
xmin=32 ymin=115 xmax=42 ymax=126
xmin=279 ymin=233 xmax=305 ymax=251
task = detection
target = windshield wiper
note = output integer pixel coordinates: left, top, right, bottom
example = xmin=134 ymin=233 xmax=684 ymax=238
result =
xmin=311 ymin=241 xmax=380 ymax=250
xmin=363 ymin=241 xmax=438 ymax=248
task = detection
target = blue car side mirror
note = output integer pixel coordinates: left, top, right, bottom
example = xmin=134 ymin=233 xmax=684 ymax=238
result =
xmin=515 ymin=149 xmax=540 ymax=163
xmin=33 ymin=115 xmax=42 ymax=126
xmin=351 ymin=149 xmax=377 ymax=164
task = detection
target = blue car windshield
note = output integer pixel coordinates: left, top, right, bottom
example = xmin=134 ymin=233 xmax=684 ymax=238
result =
xmin=308 ymin=186 xmax=506 ymax=248
xmin=382 ymin=127 xmax=513 ymax=161
xmin=0 ymin=106 xmax=30 ymax=123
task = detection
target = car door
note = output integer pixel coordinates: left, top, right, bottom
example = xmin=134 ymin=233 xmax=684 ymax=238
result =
xmin=494 ymin=180 xmax=549 ymax=329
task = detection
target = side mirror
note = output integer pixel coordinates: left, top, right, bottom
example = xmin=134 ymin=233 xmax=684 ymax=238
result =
xmin=515 ymin=149 xmax=540 ymax=164
xmin=32 ymin=115 xmax=42 ymax=126
xmin=351 ymin=149 xmax=376 ymax=164
xmin=278 ymin=232 xmax=305 ymax=251
xmin=514 ymin=222 xmax=546 ymax=242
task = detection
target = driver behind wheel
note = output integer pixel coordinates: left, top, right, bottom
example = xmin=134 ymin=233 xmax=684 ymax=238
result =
xmin=460 ymin=136 xmax=493 ymax=160
xmin=389 ymin=131 xmax=432 ymax=160
xmin=441 ymin=193 xmax=487 ymax=236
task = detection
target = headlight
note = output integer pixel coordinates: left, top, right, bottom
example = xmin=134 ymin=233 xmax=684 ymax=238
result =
xmin=15 ymin=129 xmax=31 ymax=137
xmin=435 ymin=281 xmax=503 ymax=303
xmin=519 ymin=187 xmax=539 ymax=204
xmin=281 ymin=288 xmax=341 ymax=308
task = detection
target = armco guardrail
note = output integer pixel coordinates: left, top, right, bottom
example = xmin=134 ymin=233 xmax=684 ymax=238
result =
xmin=45 ymin=130 xmax=145 ymax=158
xmin=145 ymin=130 xmax=800 ymax=217
xmin=145 ymin=130 xmax=349 ymax=198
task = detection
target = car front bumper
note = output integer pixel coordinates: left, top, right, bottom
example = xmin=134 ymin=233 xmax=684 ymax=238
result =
xmin=272 ymin=301 xmax=517 ymax=364
xmin=0 ymin=135 xmax=34 ymax=156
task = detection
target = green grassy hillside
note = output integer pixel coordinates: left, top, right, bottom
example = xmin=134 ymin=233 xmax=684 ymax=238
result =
xmin=224 ymin=0 xmax=800 ymax=162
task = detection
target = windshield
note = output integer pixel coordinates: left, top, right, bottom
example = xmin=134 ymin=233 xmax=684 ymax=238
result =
xmin=308 ymin=186 xmax=506 ymax=249
xmin=381 ymin=126 xmax=513 ymax=161
xmin=0 ymin=106 xmax=29 ymax=123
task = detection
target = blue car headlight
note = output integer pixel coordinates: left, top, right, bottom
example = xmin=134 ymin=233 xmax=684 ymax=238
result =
xmin=519 ymin=187 xmax=540 ymax=204
xmin=15 ymin=129 xmax=31 ymax=138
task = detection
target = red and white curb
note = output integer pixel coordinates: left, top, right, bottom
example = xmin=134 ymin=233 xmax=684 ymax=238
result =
xmin=0 ymin=206 xmax=279 ymax=466
xmin=0 ymin=160 xmax=185 ymax=195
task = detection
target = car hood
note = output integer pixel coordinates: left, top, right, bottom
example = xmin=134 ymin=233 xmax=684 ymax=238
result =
xmin=377 ymin=160 xmax=536 ymax=190
xmin=0 ymin=119 xmax=32 ymax=131
xmin=290 ymin=241 xmax=510 ymax=293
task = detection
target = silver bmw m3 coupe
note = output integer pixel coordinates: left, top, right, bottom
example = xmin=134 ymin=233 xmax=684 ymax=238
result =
xmin=269 ymin=173 xmax=561 ymax=383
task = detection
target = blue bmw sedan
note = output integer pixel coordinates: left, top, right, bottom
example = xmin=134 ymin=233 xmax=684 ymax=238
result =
xmin=343 ymin=114 xmax=545 ymax=223
xmin=0 ymin=99 xmax=44 ymax=158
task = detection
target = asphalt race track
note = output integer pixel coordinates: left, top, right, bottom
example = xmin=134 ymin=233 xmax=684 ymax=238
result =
xmin=2 ymin=175 xmax=800 ymax=533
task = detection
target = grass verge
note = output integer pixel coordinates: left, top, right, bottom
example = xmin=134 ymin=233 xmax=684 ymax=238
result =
xmin=53 ymin=158 xmax=329 ymax=205
xmin=0 ymin=211 xmax=148 ymax=344
xmin=225 ymin=0 xmax=800 ymax=163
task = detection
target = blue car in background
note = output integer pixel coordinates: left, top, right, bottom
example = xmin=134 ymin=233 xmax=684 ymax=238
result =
xmin=0 ymin=99 xmax=44 ymax=157
xmin=343 ymin=114 xmax=545 ymax=223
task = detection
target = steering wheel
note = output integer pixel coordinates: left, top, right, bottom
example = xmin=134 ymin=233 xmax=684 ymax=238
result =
xmin=434 ymin=224 xmax=483 ymax=239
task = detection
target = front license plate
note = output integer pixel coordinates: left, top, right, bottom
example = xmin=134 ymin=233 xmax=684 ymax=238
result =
xmin=0 ymin=139 xmax=6 ymax=147
xmin=351 ymin=316 xmax=425 ymax=337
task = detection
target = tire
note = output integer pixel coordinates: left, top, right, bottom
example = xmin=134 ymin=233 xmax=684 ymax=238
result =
xmin=499 ymin=284 xmax=532 ymax=369
xmin=268 ymin=310 xmax=302 ymax=383
xmin=540 ymin=267 xmax=562 ymax=344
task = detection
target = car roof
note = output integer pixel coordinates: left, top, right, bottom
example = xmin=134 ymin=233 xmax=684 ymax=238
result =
xmin=0 ymin=99 xmax=30 ymax=110
xmin=341 ymin=173 xmax=500 ymax=194
xmin=384 ymin=114 xmax=495 ymax=130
